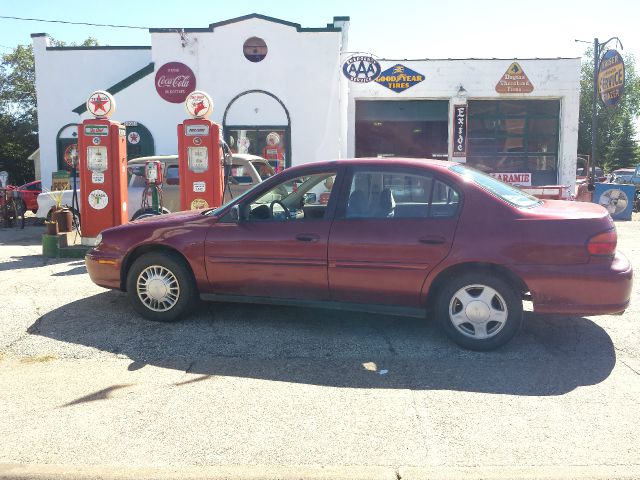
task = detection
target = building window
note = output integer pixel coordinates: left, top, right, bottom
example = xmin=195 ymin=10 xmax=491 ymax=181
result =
xmin=243 ymin=37 xmax=267 ymax=62
xmin=467 ymin=100 xmax=560 ymax=185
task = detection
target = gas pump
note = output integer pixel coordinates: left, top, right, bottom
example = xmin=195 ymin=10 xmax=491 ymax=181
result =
xmin=78 ymin=90 xmax=128 ymax=245
xmin=177 ymin=91 xmax=224 ymax=211
xmin=262 ymin=132 xmax=285 ymax=173
xmin=142 ymin=160 xmax=164 ymax=215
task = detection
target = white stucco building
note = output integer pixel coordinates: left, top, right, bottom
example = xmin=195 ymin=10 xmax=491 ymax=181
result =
xmin=31 ymin=13 xmax=581 ymax=191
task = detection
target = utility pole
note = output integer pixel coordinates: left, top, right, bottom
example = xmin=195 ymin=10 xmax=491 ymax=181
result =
xmin=577 ymin=36 xmax=623 ymax=191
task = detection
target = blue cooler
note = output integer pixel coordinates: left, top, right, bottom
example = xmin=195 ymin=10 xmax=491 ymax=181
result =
xmin=593 ymin=182 xmax=635 ymax=220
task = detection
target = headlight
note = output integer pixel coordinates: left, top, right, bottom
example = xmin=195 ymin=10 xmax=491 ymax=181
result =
xmin=95 ymin=232 xmax=103 ymax=246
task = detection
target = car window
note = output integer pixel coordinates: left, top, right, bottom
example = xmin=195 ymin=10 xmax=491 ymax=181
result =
xmin=21 ymin=183 xmax=41 ymax=191
xmin=345 ymin=170 xmax=458 ymax=219
xmin=166 ymin=165 xmax=179 ymax=185
xmin=128 ymin=165 xmax=146 ymax=188
xmin=251 ymin=161 xmax=276 ymax=180
xmin=450 ymin=164 xmax=540 ymax=208
xmin=230 ymin=164 xmax=253 ymax=185
xmin=244 ymin=171 xmax=337 ymax=221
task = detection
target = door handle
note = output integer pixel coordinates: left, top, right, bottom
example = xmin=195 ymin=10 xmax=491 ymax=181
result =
xmin=296 ymin=233 xmax=320 ymax=243
xmin=418 ymin=236 xmax=446 ymax=245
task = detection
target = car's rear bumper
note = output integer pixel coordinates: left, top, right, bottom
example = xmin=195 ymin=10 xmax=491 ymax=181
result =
xmin=85 ymin=251 xmax=122 ymax=290
xmin=514 ymin=251 xmax=633 ymax=315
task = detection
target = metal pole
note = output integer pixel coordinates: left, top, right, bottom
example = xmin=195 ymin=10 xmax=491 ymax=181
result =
xmin=589 ymin=38 xmax=599 ymax=189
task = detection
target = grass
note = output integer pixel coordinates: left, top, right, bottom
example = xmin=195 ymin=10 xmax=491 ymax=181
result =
xmin=20 ymin=354 xmax=57 ymax=364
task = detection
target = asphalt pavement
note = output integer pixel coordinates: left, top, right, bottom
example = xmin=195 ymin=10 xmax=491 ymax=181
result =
xmin=0 ymin=220 xmax=639 ymax=479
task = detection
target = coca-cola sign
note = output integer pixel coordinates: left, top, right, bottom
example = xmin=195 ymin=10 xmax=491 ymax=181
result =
xmin=155 ymin=62 xmax=196 ymax=103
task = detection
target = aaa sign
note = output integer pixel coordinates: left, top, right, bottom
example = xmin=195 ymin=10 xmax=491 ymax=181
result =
xmin=598 ymin=49 xmax=625 ymax=107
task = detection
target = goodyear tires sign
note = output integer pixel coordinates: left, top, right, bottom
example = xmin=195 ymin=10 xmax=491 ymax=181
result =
xmin=342 ymin=56 xmax=424 ymax=93
xmin=598 ymin=50 xmax=625 ymax=107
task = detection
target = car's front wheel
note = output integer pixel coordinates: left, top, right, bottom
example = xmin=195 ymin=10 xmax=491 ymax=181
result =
xmin=126 ymin=252 xmax=197 ymax=322
xmin=435 ymin=272 xmax=522 ymax=351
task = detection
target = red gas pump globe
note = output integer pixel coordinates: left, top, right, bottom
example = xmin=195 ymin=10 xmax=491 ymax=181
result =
xmin=78 ymin=91 xmax=128 ymax=242
xmin=177 ymin=91 xmax=224 ymax=211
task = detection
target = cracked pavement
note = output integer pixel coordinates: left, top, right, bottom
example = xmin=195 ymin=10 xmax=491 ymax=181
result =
xmin=0 ymin=221 xmax=639 ymax=479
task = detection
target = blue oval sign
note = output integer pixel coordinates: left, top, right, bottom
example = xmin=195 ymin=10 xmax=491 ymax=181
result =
xmin=342 ymin=55 xmax=381 ymax=83
xmin=598 ymin=49 xmax=625 ymax=107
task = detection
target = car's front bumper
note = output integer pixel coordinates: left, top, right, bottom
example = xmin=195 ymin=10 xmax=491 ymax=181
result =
xmin=515 ymin=251 xmax=633 ymax=315
xmin=85 ymin=251 xmax=122 ymax=290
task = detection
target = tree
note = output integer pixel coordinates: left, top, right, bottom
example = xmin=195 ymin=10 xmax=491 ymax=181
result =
xmin=0 ymin=37 xmax=99 ymax=185
xmin=578 ymin=48 xmax=640 ymax=172
xmin=605 ymin=115 xmax=640 ymax=170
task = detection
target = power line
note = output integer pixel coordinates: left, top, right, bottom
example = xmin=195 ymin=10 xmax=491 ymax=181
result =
xmin=0 ymin=15 xmax=149 ymax=30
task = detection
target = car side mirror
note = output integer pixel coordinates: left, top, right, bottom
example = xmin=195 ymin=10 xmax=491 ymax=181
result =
xmin=230 ymin=204 xmax=242 ymax=222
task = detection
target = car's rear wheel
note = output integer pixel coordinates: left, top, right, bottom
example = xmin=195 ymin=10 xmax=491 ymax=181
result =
xmin=126 ymin=252 xmax=196 ymax=322
xmin=435 ymin=272 xmax=522 ymax=351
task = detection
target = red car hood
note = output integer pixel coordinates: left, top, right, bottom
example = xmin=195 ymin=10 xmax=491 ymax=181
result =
xmin=132 ymin=209 xmax=207 ymax=224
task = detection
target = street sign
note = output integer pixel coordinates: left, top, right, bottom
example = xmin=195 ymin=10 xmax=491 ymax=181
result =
xmin=598 ymin=49 xmax=625 ymax=107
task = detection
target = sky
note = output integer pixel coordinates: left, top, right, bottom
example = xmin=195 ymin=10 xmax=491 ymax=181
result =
xmin=0 ymin=0 xmax=638 ymax=60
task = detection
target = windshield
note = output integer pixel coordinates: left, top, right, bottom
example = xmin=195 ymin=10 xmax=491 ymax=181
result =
xmin=204 ymin=180 xmax=266 ymax=216
xmin=450 ymin=165 xmax=541 ymax=208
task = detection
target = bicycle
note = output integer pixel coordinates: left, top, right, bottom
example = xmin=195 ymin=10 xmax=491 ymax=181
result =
xmin=0 ymin=188 xmax=26 ymax=229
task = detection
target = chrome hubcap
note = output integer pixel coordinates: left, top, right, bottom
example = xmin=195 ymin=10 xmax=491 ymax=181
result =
xmin=448 ymin=284 xmax=508 ymax=340
xmin=136 ymin=265 xmax=180 ymax=312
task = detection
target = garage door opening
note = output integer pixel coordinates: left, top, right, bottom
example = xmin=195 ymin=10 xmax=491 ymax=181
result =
xmin=355 ymin=100 xmax=449 ymax=159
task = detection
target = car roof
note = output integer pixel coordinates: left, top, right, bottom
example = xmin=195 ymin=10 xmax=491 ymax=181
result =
xmin=127 ymin=154 xmax=268 ymax=165
xmin=285 ymin=158 xmax=458 ymax=173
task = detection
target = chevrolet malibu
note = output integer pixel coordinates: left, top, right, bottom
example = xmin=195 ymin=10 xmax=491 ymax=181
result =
xmin=86 ymin=159 xmax=633 ymax=350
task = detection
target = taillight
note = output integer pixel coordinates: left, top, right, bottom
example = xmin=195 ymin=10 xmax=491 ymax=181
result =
xmin=587 ymin=230 xmax=617 ymax=256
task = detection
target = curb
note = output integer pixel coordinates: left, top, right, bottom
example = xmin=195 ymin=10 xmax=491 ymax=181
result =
xmin=2 ymin=463 xmax=640 ymax=480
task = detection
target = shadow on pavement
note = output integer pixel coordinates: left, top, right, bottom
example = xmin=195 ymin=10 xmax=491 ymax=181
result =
xmin=0 ymin=225 xmax=45 ymax=247
xmin=28 ymin=291 xmax=616 ymax=396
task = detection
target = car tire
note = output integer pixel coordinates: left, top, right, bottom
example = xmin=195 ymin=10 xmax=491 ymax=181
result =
xmin=131 ymin=207 xmax=171 ymax=221
xmin=435 ymin=272 xmax=522 ymax=351
xmin=126 ymin=251 xmax=197 ymax=322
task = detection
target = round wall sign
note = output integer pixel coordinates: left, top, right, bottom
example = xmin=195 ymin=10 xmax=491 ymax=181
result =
xmin=185 ymin=90 xmax=214 ymax=118
xmin=88 ymin=189 xmax=109 ymax=210
xmin=598 ymin=49 xmax=625 ymax=107
xmin=155 ymin=62 xmax=196 ymax=103
xmin=342 ymin=55 xmax=381 ymax=83
xmin=127 ymin=131 xmax=140 ymax=144
xmin=86 ymin=90 xmax=116 ymax=118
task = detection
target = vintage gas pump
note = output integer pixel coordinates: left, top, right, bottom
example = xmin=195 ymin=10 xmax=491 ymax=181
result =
xmin=177 ymin=91 xmax=224 ymax=211
xmin=78 ymin=90 xmax=128 ymax=244
xmin=143 ymin=160 xmax=163 ymax=215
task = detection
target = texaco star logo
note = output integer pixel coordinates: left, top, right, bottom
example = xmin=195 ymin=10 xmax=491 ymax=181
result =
xmin=127 ymin=132 xmax=140 ymax=144
xmin=86 ymin=90 xmax=116 ymax=118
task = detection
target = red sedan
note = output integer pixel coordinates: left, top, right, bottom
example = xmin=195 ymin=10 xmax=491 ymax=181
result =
xmin=86 ymin=159 xmax=632 ymax=350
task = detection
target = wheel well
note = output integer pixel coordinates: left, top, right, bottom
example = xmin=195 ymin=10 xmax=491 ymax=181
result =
xmin=426 ymin=262 xmax=529 ymax=310
xmin=120 ymin=244 xmax=194 ymax=292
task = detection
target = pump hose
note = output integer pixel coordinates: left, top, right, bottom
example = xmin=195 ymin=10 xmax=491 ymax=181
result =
xmin=221 ymin=140 xmax=234 ymax=200
xmin=71 ymin=166 xmax=81 ymax=234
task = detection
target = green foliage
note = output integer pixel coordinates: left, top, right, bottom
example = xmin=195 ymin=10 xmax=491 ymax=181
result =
xmin=578 ymin=48 xmax=640 ymax=172
xmin=0 ymin=37 xmax=99 ymax=185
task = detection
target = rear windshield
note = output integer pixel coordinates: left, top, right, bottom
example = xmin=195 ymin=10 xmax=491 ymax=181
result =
xmin=450 ymin=165 xmax=541 ymax=208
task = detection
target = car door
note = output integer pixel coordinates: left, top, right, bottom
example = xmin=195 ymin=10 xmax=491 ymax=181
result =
xmin=205 ymin=167 xmax=341 ymax=300
xmin=328 ymin=167 xmax=460 ymax=308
